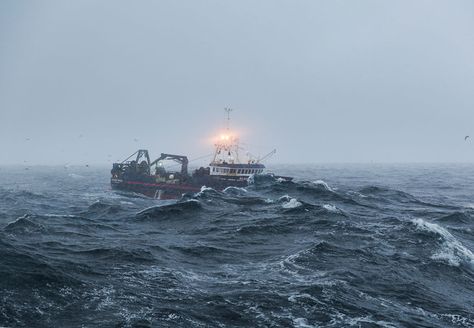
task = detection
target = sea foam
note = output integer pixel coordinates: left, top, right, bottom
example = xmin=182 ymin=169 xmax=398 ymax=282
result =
xmin=313 ymin=180 xmax=334 ymax=192
xmin=412 ymin=218 xmax=474 ymax=267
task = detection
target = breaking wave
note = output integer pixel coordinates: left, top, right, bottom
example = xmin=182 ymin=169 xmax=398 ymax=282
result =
xmin=412 ymin=218 xmax=474 ymax=267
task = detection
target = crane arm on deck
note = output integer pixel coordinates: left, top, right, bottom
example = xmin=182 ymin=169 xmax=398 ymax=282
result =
xmin=259 ymin=149 xmax=277 ymax=163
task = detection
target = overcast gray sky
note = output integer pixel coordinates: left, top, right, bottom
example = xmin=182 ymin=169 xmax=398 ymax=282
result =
xmin=1 ymin=0 xmax=473 ymax=165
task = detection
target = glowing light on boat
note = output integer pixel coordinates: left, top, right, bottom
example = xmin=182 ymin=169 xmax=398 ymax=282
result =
xmin=218 ymin=133 xmax=235 ymax=143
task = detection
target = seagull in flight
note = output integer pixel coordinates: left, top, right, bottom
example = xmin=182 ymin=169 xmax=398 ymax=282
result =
xmin=465 ymin=136 xmax=470 ymax=141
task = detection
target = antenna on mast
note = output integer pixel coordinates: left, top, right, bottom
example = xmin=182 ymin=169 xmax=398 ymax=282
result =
xmin=224 ymin=107 xmax=233 ymax=131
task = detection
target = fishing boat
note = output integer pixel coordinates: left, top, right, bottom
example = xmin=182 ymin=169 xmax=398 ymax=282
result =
xmin=110 ymin=109 xmax=291 ymax=199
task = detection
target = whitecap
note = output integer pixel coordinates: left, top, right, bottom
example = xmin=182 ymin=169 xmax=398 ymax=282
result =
xmin=247 ymin=174 xmax=255 ymax=184
xmin=312 ymin=180 xmax=334 ymax=192
xmin=282 ymin=198 xmax=302 ymax=209
xmin=223 ymin=186 xmax=247 ymax=193
xmin=200 ymin=185 xmax=213 ymax=192
xmin=194 ymin=185 xmax=217 ymax=197
xmin=323 ymin=204 xmax=339 ymax=213
xmin=412 ymin=218 xmax=474 ymax=267
xmin=278 ymin=195 xmax=291 ymax=202
xmin=166 ymin=313 xmax=179 ymax=320
xmin=438 ymin=313 xmax=474 ymax=326
xmin=292 ymin=317 xmax=314 ymax=328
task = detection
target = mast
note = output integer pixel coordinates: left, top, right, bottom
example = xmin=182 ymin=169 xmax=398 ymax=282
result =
xmin=211 ymin=108 xmax=240 ymax=164
xmin=224 ymin=107 xmax=233 ymax=131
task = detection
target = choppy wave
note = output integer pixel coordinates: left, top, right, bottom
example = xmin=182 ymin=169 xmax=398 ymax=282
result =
xmin=412 ymin=218 xmax=474 ymax=267
xmin=4 ymin=214 xmax=46 ymax=234
xmin=1 ymin=165 xmax=474 ymax=327
xmin=135 ymin=200 xmax=202 ymax=220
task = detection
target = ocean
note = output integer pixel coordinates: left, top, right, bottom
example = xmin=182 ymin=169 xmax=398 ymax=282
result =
xmin=0 ymin=164 xmax=473 ymax=327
